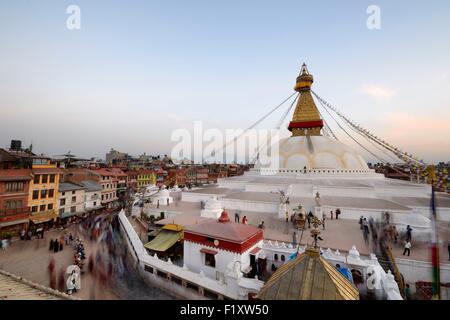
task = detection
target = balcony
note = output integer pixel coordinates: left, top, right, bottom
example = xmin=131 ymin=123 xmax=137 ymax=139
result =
xmin=0 ymin=207 xmax=31 ymax=216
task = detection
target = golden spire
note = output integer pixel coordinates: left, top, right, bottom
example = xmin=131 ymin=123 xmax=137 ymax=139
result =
xmin=288 ymin=63 xmax=324 ymax=136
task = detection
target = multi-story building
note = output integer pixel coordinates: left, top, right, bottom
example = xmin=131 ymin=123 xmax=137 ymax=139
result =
xmin=78 ymin=180 xmax=103 ymax=213
xmin=58 ymin=182 xmax=86 ymax=222
xmin=91 ymin=169 xmax=118 ymax=210
xmin=63 ymin=168 xmax=118 ymax=210
xmin=196 ymin=167 xmax=209 ymax=185
xmin=167 ymin=168 xmax=186 ymax=187
xmin=0 ymin=169 xmax=33 ymax=234
xmin=155 ymin=168 xmax=165 ymax=187
xmin=126 ymin=171 xmax=138 ymax=190
xmin=186 ymin=167 xmax=197 ymax=186
xmin=105 ymin=148 xmax=127 ymax=166
xmin=136 ymin=169 xmax=156 ymax=188
xmin=110 ymin=168 xmax=127 ymax=197
xmin=28 ymin=157 xmax=62 ymax=229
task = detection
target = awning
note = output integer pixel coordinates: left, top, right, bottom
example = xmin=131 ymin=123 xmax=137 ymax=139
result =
xmin=144 ymin=229 xmax=182 ymax=252
xmin=0 ymin=219 xmax=29 ymax=228
xmin=59 ymin=211 xmax=83 ymax=219
xmin=200 ymin=248 xmax=218 ymax=255
xmin=30 ymin=211 xmax=58 ymax=224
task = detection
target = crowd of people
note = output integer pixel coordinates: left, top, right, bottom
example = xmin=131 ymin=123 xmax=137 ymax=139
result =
xmin=43 ymin=211 xmax=135 ymax=298
xmin=359 ymin=214 xmax=414 ymax=257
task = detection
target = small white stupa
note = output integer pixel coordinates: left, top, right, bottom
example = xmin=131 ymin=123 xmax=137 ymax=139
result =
xmin=200 ymin=196 xmax=223 ymax=219
xmin=153 ymin=188 xmax=173 ymax=206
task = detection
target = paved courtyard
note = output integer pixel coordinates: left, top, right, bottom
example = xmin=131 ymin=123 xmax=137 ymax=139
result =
xmin=0 ymin=214 xmax=174 ymax=300
xmin=151 ymin=199 xmax=450 ymax=263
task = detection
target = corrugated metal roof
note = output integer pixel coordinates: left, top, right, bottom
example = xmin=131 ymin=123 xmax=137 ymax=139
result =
xmin=59 ymin=182 xmax=86 ymax=192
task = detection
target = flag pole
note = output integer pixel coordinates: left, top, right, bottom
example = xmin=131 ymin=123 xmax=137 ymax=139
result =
xmin=430 ymin=184 xmax=441 ymax=300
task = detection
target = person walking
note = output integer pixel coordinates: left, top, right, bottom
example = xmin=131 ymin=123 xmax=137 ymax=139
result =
xmin=322 ymin=212 xmax=326 ymax=230
xmin=242 ymin=215 xmax=248 ymax=225
xmin=59 ymin=238 xmax=63 ymax=251
xmin=234 ymin=211 xmax=240 ymax=223
xmin=393 ymin=226 xmax=399 ymax=244
xmin=359 ymin=216 xmax=363 ymax=230
xmin=330 ymin=210 xmax=334 ymax=220
xmin=363 ymin=226 xmax=369 ymax=245
xmin=58 ymin=268 xmax=65 ymax=292
xmin=285 ymin=211 xmax=289 ymax=223
xmin=406 ymin=225 xmax=412 ymax=242
xmin=335 ymin=208 xmax=341 ymax=220
xmin=54 ymin=238 xmax=59 ymax=253
xmin=307 ymin=211 xmax=313 ymax=229
xmin=403 ymin=241 xmax=411 ymax=256
xmin=49 ymin=239 xmax=54 ymax=251
xmin=20 ymin=228 xmax=25 ymax=240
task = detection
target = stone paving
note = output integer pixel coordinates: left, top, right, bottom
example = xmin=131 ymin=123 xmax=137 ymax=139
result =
xmin=151 ymin=199 xmax=450 ymax=263
xmin=0 ymin=214 xmax=174 ymax=300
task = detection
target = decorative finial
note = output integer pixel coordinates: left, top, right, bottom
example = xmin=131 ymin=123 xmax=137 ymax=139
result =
xmin=310 ymin=215 xmax=323 ymax=248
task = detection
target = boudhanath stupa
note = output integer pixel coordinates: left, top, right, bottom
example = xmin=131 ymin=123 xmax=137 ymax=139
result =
xmin=181 ymin=64 xmax=450 ymax=235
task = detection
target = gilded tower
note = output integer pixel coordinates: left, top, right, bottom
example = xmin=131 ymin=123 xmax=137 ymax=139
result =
xmin=288 ymin=64 xmax=324 ymax=136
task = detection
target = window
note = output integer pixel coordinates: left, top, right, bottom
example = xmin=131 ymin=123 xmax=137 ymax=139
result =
xmin=72 ymin=190 xmax=75 ymax=195
xmin=32 ymin=190 xmax=39 ymax=200
xmin=70 ymin=206 xmax=76 ymax=213
xmin=281 ymin=255 xmax=285 ymax=262
xmin=40 ymin=189 xmax=47 ymax=198
xmin=62 ymin=192 xmax=65 ymax=196
xmin=205 ymin=253 xmax=216 ymax=268
xmin=59 ymin=208 xmax=64 ymax=215
xmin=41 ymin=174 xmax=48 ymax=184
xmin=71 ymin=196 xmax=76 ymax=203
xmin=48 ymin=189 xmax=54 ymax=198
xmin=93 ymin=201 xmax=97 ymax=206
xmin=4 ymin=200 xmax=23 ymax=209
xmin=49 ymin=174 xmax=55 ymax=183
xmin=101 ymin=195 xmax=104 ymax=201
xmin=32 ymin=206 xmax=38 ymax=213
xmin=39 ymin=204 xmax=46 ymax=212
xmin=5 ymin=182 xmax=24 ymax=192
xmin=274 ymin=254 xmax=278 ymax=261
xmin=47 ymin=203 xmax=53 ymax=210
xmin=60 ymin=198 xmax=66 ymax=206
xmin=33 ymin=175 xmax=40 ymax=184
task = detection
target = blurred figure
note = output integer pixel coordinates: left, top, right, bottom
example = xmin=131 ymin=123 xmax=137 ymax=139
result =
xmin=58 ymin=268 xmax=65 ymax=292
xmin=49 ymin=272 xmax=57 ymax=289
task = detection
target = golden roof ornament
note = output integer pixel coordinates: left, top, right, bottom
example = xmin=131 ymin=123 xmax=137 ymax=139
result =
xmin=288 ymin=63 xmax=324 ymax=137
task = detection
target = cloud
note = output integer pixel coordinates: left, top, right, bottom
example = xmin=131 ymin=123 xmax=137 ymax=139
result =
xmin=359 ymin=84 xmax=395 ymax=99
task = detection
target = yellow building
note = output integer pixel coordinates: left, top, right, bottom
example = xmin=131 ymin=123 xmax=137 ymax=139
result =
xmin=28 ymin=157 xmax=62 ymax=227
xmin=137 ymin=169 xmax=156 ymax=188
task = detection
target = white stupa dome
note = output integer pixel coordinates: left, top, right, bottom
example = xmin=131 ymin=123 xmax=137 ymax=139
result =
xmin=276 ymin=136 xmax=369 ymax=171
